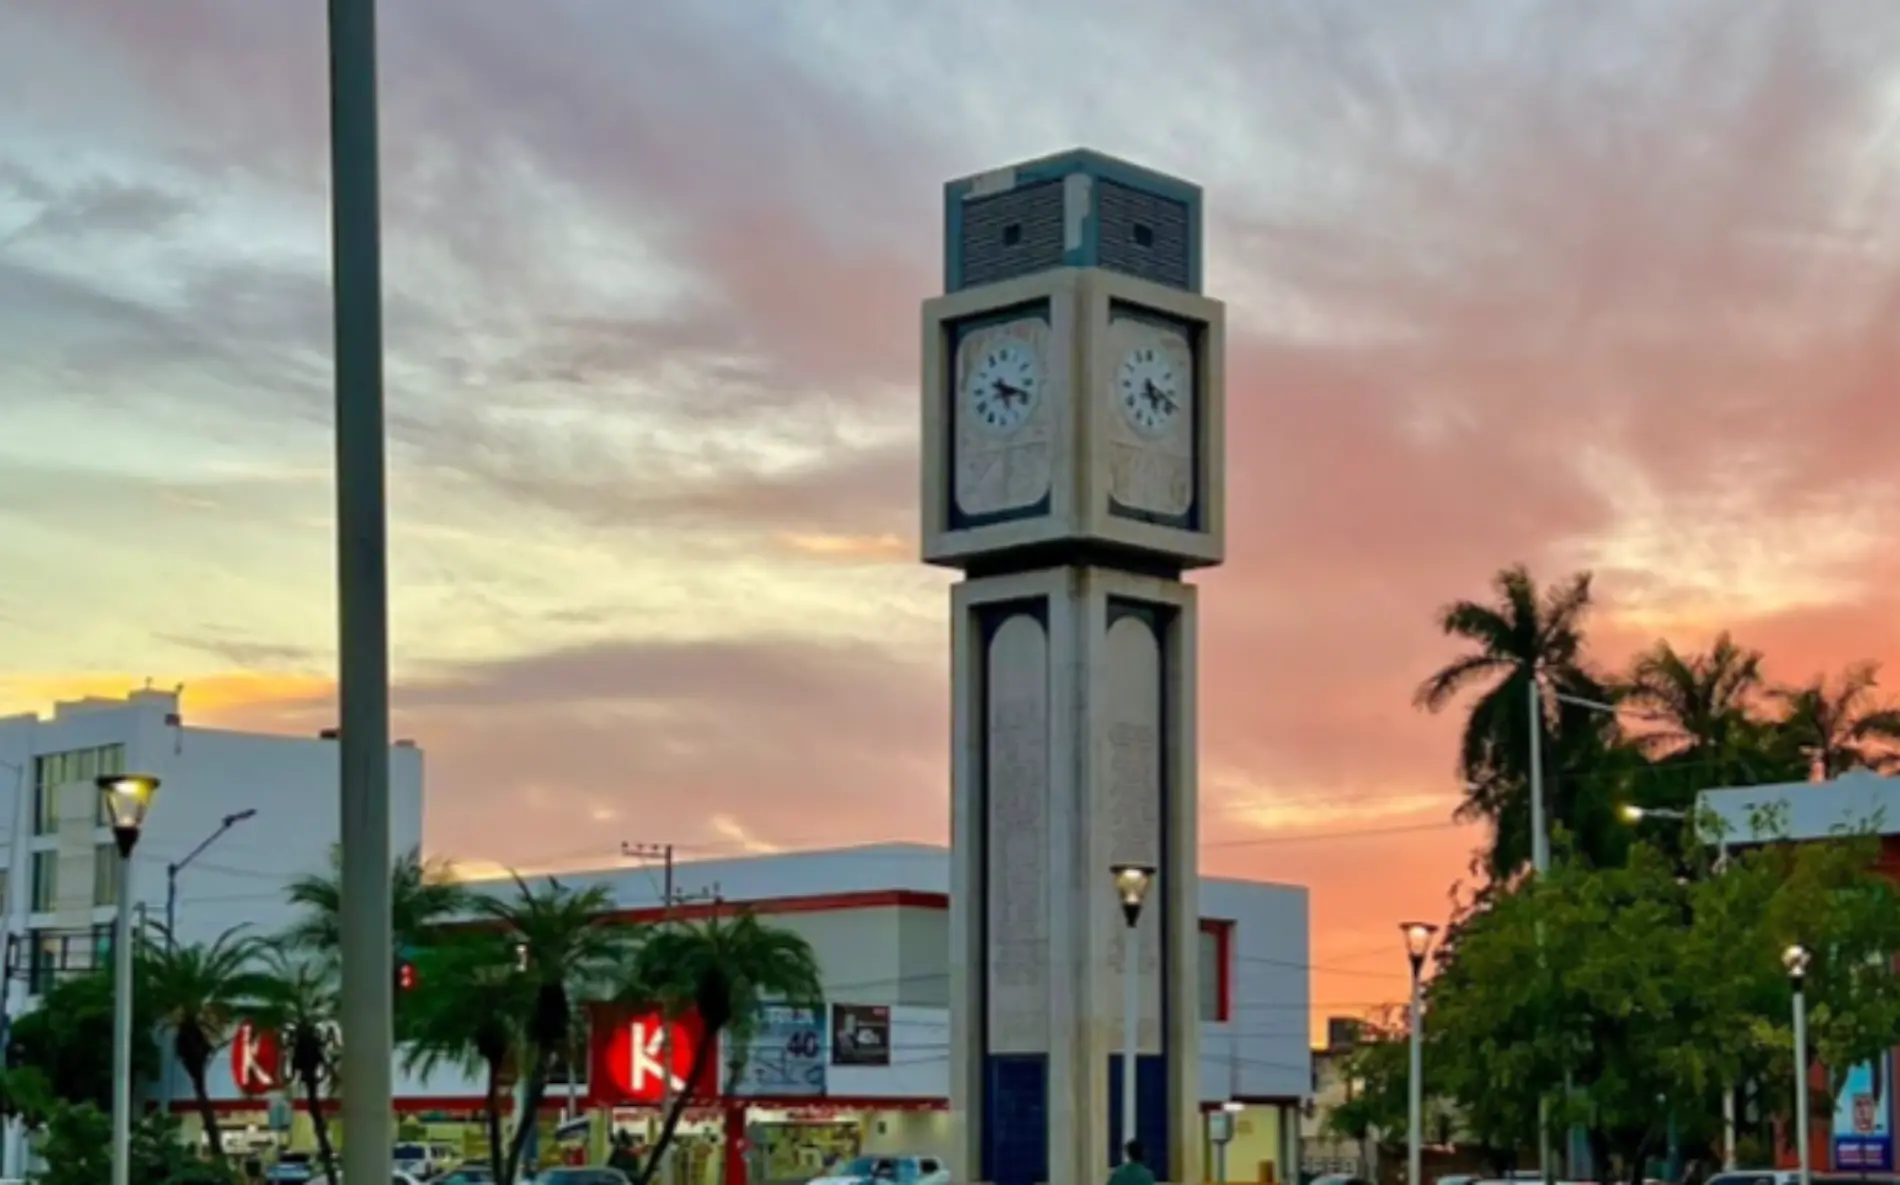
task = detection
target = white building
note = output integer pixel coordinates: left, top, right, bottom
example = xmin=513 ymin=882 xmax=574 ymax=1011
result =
xmin=0 ymin=689 xmax=425 ymax=998
xmin=189 ymin=844 xmax=1312 ymax=1184
xmin=0 ymin=691 xmax=1312 ymax=1184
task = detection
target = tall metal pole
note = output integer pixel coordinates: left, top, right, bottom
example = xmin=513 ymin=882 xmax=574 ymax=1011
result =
xmin=328 ymin=1 xmax=395 ymax=1181
xmin=1526 ymin=675 xmax=1554 ymax=1185
xmin=110 ymin=851 xmax=135 ymax=1185
xmin=1717 ymin=837 xmax=1736 ymax=1171
xmin=1408 ymin=966 xmax=1424 ymax=1185
xmin=1121 ymin=915 xmax=1139 ymax=1152
xmin=1793 ymin=985 xmax=1811 ymax=1185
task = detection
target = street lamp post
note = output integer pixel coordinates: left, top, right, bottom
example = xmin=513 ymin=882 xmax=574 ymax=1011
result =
xmin=1532 ymin=684 xmax=1618 ymax=1182
xmin=98 ymin=774 xmax=159 ymax=1185
xmin=1110 ymin=862 xmax=1156 ymax=1157
xmin=1402 ymin=922 xmax=1439 ymax=1185
xmin=160 ymin=808 xmax=259 ymax=1112
xmin=1786 ymin=944 xmax=1812 ymax=1185
xmin=1620 ymin=804 xmax=1737 ymax=1169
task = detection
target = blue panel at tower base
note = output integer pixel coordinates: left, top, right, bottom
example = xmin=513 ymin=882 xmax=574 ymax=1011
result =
xmin=943 ymin=148 xmax=1204 ymax=294
xmin=984 ymin=1054 xmax=1049 ymax=1185
xmin=1106 ymin=1054 xmax=1171 ymax=1175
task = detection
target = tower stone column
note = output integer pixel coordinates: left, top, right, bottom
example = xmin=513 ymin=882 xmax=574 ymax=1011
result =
xmin=921 ymin=150 xmax=1227 ymax=1185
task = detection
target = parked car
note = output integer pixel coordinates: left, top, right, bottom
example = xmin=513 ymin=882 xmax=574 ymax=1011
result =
xmin=532 ymin=1169 xmax=633 ymax=1185
xmin=810 ymin=1155 xmax=952 ymax=1185
xmin=439 ymin=1169 xmax=495 ymax=1185
xmin=393 ymin=1143 xmax=441 ymax=1179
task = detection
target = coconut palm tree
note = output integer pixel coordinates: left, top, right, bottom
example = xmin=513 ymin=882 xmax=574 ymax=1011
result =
xmin=625 ymin=910 xmax=823 ymax=1185
xmin=1415 ymin=565 xmax=1619 ymax=875
xmin=281 ymin=843 xmax=471 ymax=957
xmin=249 ymin=945 xmax=341 ymax=1182
xmin=471 ymin=875 xmax=632 ymax=1182
xmin=1618 ymin=633 xmax=1789 ymax=797
xmin=401 ymin=932 xmax=536 ymax=1182
xmin=136 ymin=924 xmax=269 ymax=1165
xmin=1767 ymin=663 xmax=1900 ymax=777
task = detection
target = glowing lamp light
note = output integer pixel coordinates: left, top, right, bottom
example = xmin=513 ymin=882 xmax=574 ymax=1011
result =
xmin=96 ymin=774 xmax=159 ymax=856
xmin=1109 ymin=863 xmax=1156 ymax=927
xmin=1783 ymin=943 xmax=1811 ymax=984
xmin=1401 ymin=921 xmax=1439 ymax=966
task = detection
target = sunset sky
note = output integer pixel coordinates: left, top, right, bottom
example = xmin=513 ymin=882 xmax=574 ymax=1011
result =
xmin=3 ymin=0 xmax=1898 ymax=1039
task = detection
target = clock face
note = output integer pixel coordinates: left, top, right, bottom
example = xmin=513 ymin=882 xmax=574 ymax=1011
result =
xmin=1117 ymin=335 xmax=1187 ymax=439
xmin=962 ymin=337 xmax=1043 ymax=437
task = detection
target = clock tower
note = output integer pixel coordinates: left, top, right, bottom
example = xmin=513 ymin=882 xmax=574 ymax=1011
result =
xmin=923 ymin=149 xmax=1225 ymax=1185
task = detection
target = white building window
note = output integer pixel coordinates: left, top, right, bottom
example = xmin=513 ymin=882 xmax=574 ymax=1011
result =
xmin=94 ymin=844 xmax=119 ymax=908
xmin=30 ymin=852 xmax=57 ymax=913
xmin=32 ymin=744 xmax=126 ymax=835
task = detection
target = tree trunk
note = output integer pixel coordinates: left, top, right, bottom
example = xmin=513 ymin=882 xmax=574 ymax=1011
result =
xmin=301 ymin=1066 xmax=339 ymax=1183
xmin=186 ymin=1060 xmax=226 ymax=1165
xmin=503 ymin=1047 xmax=552 ymax=1184
xmin=486 ymin=1059 xmax=509 ymax=1182
xmin=638 ymin=1022 xmax=723 ymax=1185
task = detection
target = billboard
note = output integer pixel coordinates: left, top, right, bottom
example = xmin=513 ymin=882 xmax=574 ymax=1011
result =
xmin=1833 ymin=1055 xmax=1894 ymax=1172
xmin=729 ymin=1003 xmax=826 ymax=1096
xmin=830 ymin=1003 xmax=891 ymax=1066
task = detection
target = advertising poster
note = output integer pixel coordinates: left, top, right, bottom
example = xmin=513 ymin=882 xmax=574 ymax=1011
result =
xmin=1833 ymin=1055 xmax=1894 ymax=1172
xmin=730 ymin=1003 xmax=826 ymax=1096
xmin=830 ymin=1003 xmax=891 ymax=1066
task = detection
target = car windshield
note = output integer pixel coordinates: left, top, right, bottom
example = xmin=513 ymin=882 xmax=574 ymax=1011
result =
xmin=393 ymin=1144 xmax=427 ymax=1159
xmin=840 ymin=1158 xmax=910 ymax=1180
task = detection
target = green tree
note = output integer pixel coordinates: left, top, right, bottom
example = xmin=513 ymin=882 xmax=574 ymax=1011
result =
xmin=282 ymin=843 xmax=472 ymax=956
xmin=34 ymin=1101 xmax=235 ymax=1185
xmin=249 ymin=946 xmax=341 ymax=1182
xmin=1427 ymin=826 xmax=1900 ymax=1183
xmin=1766 ymin=663 xmax=1900 ymax=777
xmin=1415 ymin=565 xmax=1623 ymax=877
xmin=628 ymin=910 xmax=824 ymax=1185
xmin=478 ymin=875 xmax=630 ymax=1182
xmin=1619 ymin=633 xmax=1788 ymax=790
xmin=5 ymin=968 xmax=159 ymax=1113
xmin=401 ymin=931 xmax=535 ymax=1182
xmin=1324 ymin=1009 xmax=1410 ymax=1146
xmin=137 ymin=925 xmax=270 ymax=1166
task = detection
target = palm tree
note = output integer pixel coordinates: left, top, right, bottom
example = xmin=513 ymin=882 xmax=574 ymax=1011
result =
xmin=1415 ymin=565 xmax=1616 ymax=875
xmin=626 ymin=911 xmax=823 ymax=1185
xmin=1619 ymin=633 xmax=1784 ymax=795
xmin=401 ymin=933 xmax=536 ymax=1181
xmin=250 ymin=945 xmax=341 ymax=1182
xmin=1767 ymin=663 xmax=1900 ymax=777
xmin=282 ymin=843 xmax=472 ymax=956
xmin=136 ymin=924 xmax=269 ymax=1165
xmin=472 ymin=875 xmax=632 ymax=1183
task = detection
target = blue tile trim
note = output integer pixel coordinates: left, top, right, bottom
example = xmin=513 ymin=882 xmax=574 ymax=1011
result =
xmin=1106 ymin=1054 xmax=1172 ymax=1173
xmin=984 ymin=1053 xmax=1049 ymax=1185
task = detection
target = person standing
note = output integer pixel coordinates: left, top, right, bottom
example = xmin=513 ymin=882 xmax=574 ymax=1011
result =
xmin=1108 ymin=1140 xmax=1157 ymax=1185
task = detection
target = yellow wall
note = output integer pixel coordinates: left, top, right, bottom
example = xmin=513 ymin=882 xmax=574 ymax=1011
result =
xmin=859 ymin=1111 xmax=954 ymax=1164
xmin=1208 ymin=1104 xmax=1283 ymax=1184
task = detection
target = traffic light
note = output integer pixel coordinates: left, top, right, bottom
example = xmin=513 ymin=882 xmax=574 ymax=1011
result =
xmin=396 ymin=960 xmax=418 ymax=992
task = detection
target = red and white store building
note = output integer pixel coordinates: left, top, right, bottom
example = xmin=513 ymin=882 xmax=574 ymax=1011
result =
xmin=193 ymin=842 xmax=1312 ymax=1183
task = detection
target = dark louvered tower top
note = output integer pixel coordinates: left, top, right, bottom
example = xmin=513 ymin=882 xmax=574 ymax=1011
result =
xmin=942 ymin=149 xmax=1204 ymax=295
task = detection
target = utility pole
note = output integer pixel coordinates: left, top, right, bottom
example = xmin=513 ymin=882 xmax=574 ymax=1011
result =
xmin=622 ymin=842 xmax=723 ymax=1185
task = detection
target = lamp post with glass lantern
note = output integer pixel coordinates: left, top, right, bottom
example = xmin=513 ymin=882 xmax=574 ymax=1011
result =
xmin=1401 ymin=922 xmax=1438 ymax=1185
xmin=1786 ymin=944 xmax=1813 ymax=1185
xmin=97 ymin=773 xmax=158 ymax=1185
xmin=1110 ymin=862 xmax=1156 ymax=1155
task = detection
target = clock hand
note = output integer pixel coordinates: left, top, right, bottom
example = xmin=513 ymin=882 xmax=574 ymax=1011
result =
xmin=992 ymin=379 xmax=1028 ymax=406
